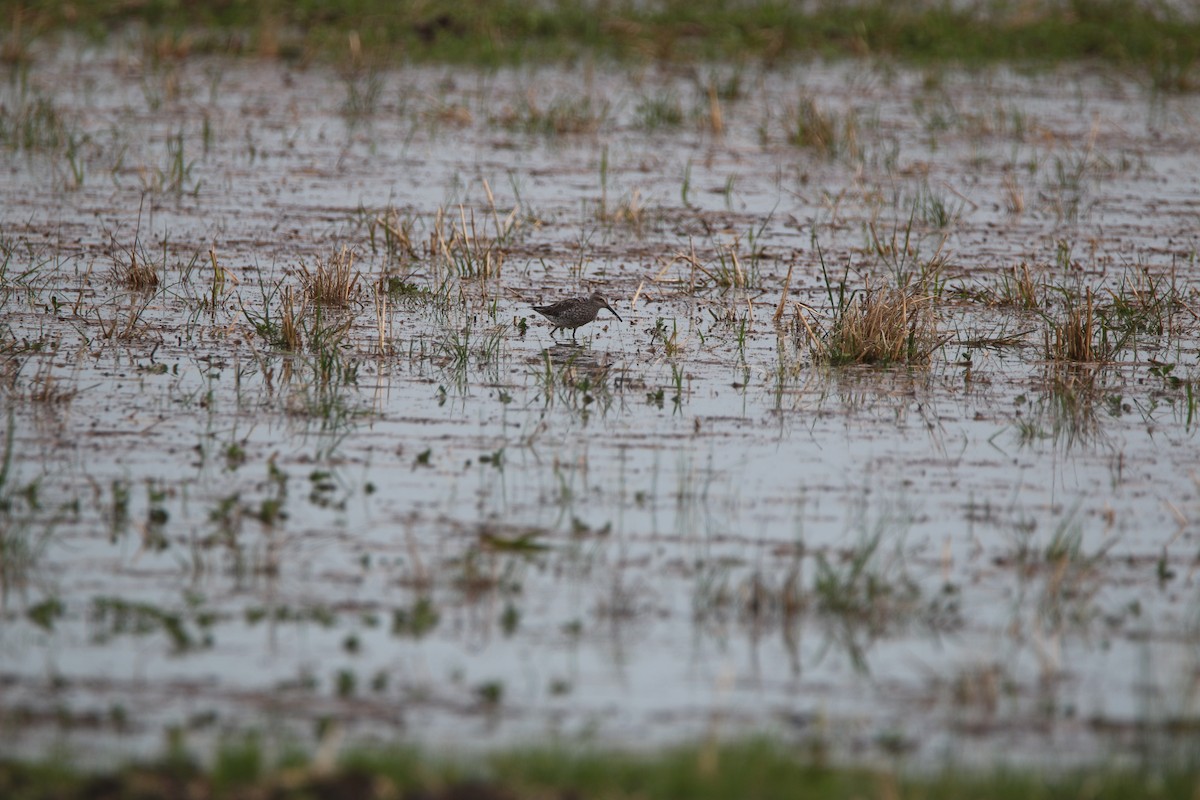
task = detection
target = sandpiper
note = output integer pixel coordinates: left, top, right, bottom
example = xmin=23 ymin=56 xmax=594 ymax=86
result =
xmin=532 ymin=291 xmax=622 ymax=341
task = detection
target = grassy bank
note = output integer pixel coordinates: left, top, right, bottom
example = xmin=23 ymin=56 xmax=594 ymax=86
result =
xmin=2 ymin=739 xmax=1197 ymax=799
xmin=2 ymin=0 xmax=1199 ymax=79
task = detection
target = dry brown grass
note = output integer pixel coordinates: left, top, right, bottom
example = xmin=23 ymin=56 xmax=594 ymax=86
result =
xmin=787 ymin=94 xmax=859 ymax=160
xmin=995 ymin=262 xmax=1041 ymax=310
xmin=372 ymin=278 xmax=391 ymax=355
xmin=818 ymin=283 xmax=940 ymax=366
xmin=279 ymin=285 xmax=303 ymax=351
xmin=299 ymin=245 xmax=361 ymax=305
xmin=1046 ymin=288 xmax=1101 ymax=363
xmin=109 ymin=244 xmax=159 ymax=292
xmin=1002 ymin=172 xmax=1025 ymax=215
xmin=431 ymin=204 xmax=509 ymax=281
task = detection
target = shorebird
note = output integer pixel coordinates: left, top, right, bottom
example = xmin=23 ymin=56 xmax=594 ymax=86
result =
xmin=532 ymin=291 xmax=622 ymax=341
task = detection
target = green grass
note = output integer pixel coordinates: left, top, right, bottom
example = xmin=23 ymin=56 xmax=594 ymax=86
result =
xmin=0 ymin=87 xmax=70 ymax=151
xmin=89 ymin=596 xmax=199 ymax=653
xmin=788 ymin=95 xmax=859 ymax=160
xmin=1 ymin=738 xmax=1198 ymax=799
xmin=635 ymin=91 xmax=686 ymax=130
xmin=5 ymin=1 xmax=1200 ymax=76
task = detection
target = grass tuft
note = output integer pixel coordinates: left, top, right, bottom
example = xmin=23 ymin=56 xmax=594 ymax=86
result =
xmin=1045 ymin=287 xmax=1102 ymax=363
xmin=109 ymin=241 xmax=160 ymax=293
xmin=787 ymin=94 xmax=858 ymax=160
xmin=499 ymin=93 xmax=605 ymax=136
xmin=634 ymin=91 xmax=685 ymax=130
xmin=819 ymin=283 xmax=940 ymax=367
xmin=0 ymin=88 xmax=68 ymax=151
xmin=995 ymin=262 xmax=1041 ymax=310
xmin=279 ymin=286 xmax=304 ymax=351
xmin=431 ymin=204 xmax=511 ymax=281
xmin=300 ymin=246 xmax=362 ymax=306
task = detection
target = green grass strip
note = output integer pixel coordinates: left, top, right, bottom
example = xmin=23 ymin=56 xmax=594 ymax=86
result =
xmin=2 ymin=0 xmax=1199 ymax=79
xmin=2 ymin=738 xmax=1198 ymax=799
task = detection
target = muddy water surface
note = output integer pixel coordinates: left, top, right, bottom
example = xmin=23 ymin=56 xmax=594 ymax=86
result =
xmin=3 ymin=43 xmax=1200 ymax=767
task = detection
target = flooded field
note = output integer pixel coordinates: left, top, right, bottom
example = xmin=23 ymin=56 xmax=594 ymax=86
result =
xmin=3 ymin=39 xmax=1200 ymax=769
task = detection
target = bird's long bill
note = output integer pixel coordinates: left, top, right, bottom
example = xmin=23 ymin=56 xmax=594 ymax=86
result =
xmin=602 ymin=301 xmax=622 ymax=322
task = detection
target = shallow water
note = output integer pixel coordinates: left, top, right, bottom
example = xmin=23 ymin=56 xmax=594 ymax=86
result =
xmin=3 ymin=41 xmax=1200 ymax=768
